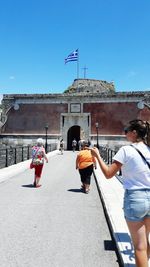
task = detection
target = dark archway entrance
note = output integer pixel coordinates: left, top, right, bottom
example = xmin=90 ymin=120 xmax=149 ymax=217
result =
xmin=67 ymin=125 xmax=80 ymax=150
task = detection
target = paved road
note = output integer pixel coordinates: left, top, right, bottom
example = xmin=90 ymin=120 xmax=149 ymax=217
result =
xmin=0 ymin=151 xmax=120 ymax=267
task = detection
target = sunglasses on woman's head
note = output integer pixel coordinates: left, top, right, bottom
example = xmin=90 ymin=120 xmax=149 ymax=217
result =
xmin=124 ymin=127 xmax=131 ymax=134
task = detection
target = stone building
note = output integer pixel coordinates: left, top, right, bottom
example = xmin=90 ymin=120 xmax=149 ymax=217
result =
xmin=0 ymin=79 xmax=150 ymax=149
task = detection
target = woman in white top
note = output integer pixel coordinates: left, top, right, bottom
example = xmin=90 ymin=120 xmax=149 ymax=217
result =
xmin=89 ymin=120 xmax=150 ymax=267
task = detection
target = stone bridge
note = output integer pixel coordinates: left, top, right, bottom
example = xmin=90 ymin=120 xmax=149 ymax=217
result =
xmin=0 ymin=149 xmax=139 ymax=266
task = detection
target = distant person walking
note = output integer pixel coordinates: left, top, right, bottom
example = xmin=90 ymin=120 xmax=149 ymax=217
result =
xmin=89 ymin=120 xmax=150 ymax=267
xmin=78 ymin=139 xmax=83 ymax=151
xmin=72 ymin=139 xmax=77 ymax=152
xmin=59 ymin=139 xmax=64 ymax=154
xmin=76 ymin=140 xmax=97 ymax=193
xmin=30 ymin=138 xmax=48 ymax=188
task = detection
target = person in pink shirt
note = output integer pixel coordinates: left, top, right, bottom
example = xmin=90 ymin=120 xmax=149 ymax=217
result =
xmin=31 ymin=138 xmax=48 ymax=188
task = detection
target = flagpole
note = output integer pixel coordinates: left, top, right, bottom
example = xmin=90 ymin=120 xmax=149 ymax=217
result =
xmin=77 ymin=48 xmax=79 ymax=79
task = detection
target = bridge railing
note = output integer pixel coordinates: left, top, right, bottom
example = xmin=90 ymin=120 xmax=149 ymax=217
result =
xmin=99 ymin=146 xmax=117 ymax=164
xmin=99 ymin=146 xmax=122 ymax=179
xmin=0 ymin=143 xmax=57 ymax=169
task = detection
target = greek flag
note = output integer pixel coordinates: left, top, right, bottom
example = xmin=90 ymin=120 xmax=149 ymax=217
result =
xmin=65 ymin=49 xmax=78 ymax=64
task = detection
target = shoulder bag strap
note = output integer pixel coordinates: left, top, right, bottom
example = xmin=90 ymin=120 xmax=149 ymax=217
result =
xmin=130 ymin=145 xmax=150 ymax=169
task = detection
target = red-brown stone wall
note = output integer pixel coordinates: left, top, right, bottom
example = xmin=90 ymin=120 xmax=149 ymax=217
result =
xmin=84 ymin=102 xmax=150 ymax=135
xmin=2 ymin=104 xmax=68 ymax=134
xmin=2 ymin=101 xmax=150 ymax=136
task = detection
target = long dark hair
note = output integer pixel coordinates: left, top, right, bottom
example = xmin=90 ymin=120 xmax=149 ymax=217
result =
xmin=146 ymin=121 xmax=150 ymax=146
xmin=128 ymin=119 xmax=150 ymax=146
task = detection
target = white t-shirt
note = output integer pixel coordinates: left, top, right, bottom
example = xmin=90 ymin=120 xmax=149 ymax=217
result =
xmin=113 ymin=143 xmax=150 ymax=190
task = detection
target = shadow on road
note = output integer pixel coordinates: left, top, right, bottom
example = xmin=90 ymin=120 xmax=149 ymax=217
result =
xmin=68 ymin=188 xmax=83 ymax=193
xmin=22 ymin=184 xmax=35 ymax=188
xmin=104 ymin=240 xmax=116 ymax=251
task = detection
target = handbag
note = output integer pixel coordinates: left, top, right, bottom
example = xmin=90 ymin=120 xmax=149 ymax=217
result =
xmin=33 ymin=158 xmax=43 ymax=165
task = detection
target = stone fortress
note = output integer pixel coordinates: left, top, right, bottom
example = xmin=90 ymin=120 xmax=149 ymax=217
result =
xmin=64 ymin=79 xmax=115 ymax=94
xmin=0 ymin=78 xmax=150 ymax=150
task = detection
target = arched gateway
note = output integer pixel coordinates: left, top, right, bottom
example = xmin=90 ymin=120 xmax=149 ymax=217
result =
xmin=67 ymin=125 xmax=80 ymax=150
xmin=60 ymin=111 xmax=90 ymax=150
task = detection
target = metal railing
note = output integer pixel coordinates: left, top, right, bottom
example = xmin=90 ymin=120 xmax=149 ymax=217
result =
xmin=99 ymin=146 xmax=122 ymax=181
xmin=99 ymin=146 xmax=117 ymax=164
xmin=0 ymin=143 xmax=57 ymax=169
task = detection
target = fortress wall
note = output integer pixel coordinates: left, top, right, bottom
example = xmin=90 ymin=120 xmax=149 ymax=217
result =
xmin=0 ymin=89 xmax=150 ymax=148
xmin=2 ymin=103 xmax=68 ymax=134
xmin=83 ymin=102 xmax=142 ymax=135
xmin=2 ymin=101 xmax=149 ymax=136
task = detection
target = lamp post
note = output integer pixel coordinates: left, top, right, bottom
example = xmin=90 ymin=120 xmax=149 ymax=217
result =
xmin=45 ymin=125 xmax=48 ymax=153
xmin=137 ymin=101 xmax=150 ymax=110
xmin=95 ymin=122 xmax=99 ymax=149
xmin=137 ymin=94 xmax=150 ymax=110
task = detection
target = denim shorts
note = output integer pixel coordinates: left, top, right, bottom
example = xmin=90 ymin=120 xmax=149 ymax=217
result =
xmin=123 ymin=189 xmax=150 ymax=222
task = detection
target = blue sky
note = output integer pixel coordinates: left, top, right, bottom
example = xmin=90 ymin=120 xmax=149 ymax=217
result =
xmin=0 ymin=0 xmax=150 ymax=96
